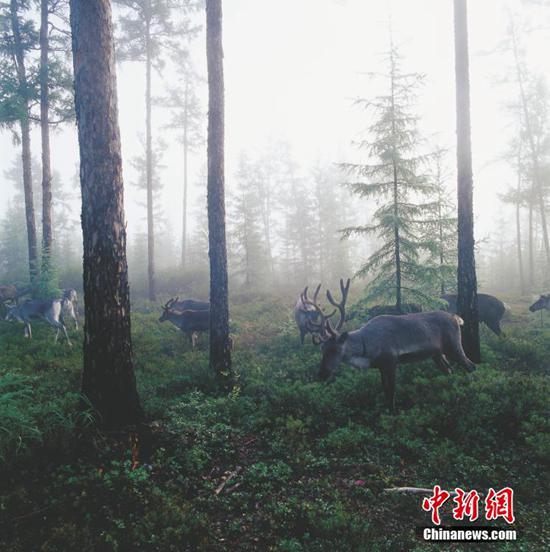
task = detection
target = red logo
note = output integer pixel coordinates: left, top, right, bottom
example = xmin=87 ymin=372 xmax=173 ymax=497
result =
xmin=422 ymin=486 xmax=515 ymax=525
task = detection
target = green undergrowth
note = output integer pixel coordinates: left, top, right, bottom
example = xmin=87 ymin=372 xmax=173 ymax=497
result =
xmin=0 ymin=297 xmax=548 ymax=551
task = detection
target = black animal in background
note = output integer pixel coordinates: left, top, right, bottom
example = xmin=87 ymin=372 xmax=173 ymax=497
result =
xmin=529 ymin=295 xmax=550 ymax=314
xmin=366 ymin=303 xmax=423 ymax=319
xmin=441 ymin=293 xmax=506 ymax=336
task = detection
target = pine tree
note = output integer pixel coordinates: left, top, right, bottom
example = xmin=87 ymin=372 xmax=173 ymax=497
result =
xmin=229 ymin=155 xmax=267 ymax=289
xmin=0 ymin=0 xmax=39 ymax=284
xmin=424 ymin=149 xmax=457 ymax=295
xmin=113 ymin=0 xmax=199 ymax=301
xmin=341 ymin=40 xmax=435 ymax=310
xmin=454 ymin=0 xmax=480 ymax=362
xmin=206 ymin=0 xmax=232 ymax=384
xmin=163 ymin=56 xmax=204 ymax=269
xmin=38 ymin=0 xmax=74 ymax=286
xmin=70 ymin=0 xmax=148 ymax=450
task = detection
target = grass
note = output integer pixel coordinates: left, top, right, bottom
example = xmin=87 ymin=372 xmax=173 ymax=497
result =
xmin=0 ymin=295 xmax=548 ymax=551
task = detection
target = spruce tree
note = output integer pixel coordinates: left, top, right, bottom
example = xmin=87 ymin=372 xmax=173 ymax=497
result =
xmin=341 ymin=41 xmax=435 ymax=310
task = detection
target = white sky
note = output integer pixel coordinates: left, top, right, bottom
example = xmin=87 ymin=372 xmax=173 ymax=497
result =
xmin=1 ymin=0 xmax=548 ymax=247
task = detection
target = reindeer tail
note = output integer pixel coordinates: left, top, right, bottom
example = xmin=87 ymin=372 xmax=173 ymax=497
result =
xmin=454 ymin=315 xmax=464 ymax=326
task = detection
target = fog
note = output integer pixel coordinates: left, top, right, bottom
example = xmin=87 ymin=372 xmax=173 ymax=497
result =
xmin=1 ymin=0 xmax=549 ymax=293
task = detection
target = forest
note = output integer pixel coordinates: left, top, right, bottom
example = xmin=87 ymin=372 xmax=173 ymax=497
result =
xmin=0 ymin=0 xmax=549 ymax=550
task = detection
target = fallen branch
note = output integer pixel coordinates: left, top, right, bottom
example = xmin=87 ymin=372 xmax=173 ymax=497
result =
xmin=383 ymin=487 xmax=434 ymax=494
xmin=215 ymin=466 xmax=242 ymax=496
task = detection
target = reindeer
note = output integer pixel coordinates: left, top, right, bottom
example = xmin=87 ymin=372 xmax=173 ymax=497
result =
xmin=367 ymin=303 xmax=423 ymax=319
xmin=5 ymin=299 xmax=72 ymax=345
xmin=529 ymin=294 xmax=550 ymax=314
xmin=61 ymin=289 xmax=79 ymax=329
xmin=168 ymin=297 xmax=209 ymax=312
xmin=294 ymin=284 xmax=330 ymax=344
xmin=0 ymin=284 xmax=31 ymax=306
xmin=441 ymin=293 xmax=506 ymax=336
xmin=302 ymin=279 xmax=476 ymax=412
xmin=159 ymin=298 xmax=210 ymax=348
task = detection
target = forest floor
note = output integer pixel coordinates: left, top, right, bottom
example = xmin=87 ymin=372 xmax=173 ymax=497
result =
xmin=0 ymin=295 xmax=548 ymax=551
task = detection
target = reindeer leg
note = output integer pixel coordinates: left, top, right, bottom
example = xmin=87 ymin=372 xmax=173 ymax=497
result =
xmin=380 ymin=360 xmax=397 ymax=413
xmin=447 ymin=343 xmax=476 ymax=373
xmin=433 ymin=354 xmax=452 ymax=375
xmin=192 ymin=331 xmax=199 ymax=349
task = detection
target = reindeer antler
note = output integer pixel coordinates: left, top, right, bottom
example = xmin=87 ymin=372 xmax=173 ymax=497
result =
xmin=162 ymin=298 xmax=176 ymax=311
xmin=325 ymin=278 xmax=350 ymax=334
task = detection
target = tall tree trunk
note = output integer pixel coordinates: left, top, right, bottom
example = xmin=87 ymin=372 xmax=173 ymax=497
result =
xmin=40 ymin=0 xmax=53 ymax=274
xmin=145 ymin=20 xmax=156 ymax=301
xmin=528 ymin=193 xmax=535 ymax=289
xmin=206 ymin=0 xmax=232 ymax=383
xmin=10 ymin=0 xmax=38 ymax=284
xmin=453 ymin=0 xmax=480 ymax=362
xmin=438 ymin=188 xmax=445 ymax=295
xmin=389 ymin=47 xmax=402 ymax=311
xmin=516 ymin=147 xmax=525 ymax=294
xmin=70 ymin=0 xmax=147 ymax=439
xmin=182 ymin=80 xmax=189 ymax=268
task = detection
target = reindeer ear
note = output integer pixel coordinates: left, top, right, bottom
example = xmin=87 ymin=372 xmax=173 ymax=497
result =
xmin=337 ymin=332 xmax=349 ymax=344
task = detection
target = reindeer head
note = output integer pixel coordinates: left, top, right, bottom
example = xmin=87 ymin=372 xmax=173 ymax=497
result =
xmin=301 ymin=279 xmax=351 ymax=380
xmin=159 ymin=298 xmax=177 ymax=322
xmin=529 ymin=294 xmax=550 ymax=312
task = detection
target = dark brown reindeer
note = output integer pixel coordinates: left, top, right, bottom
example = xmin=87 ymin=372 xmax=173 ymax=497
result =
xmin=441 ymin=293 xmax=506 ymax=336
xmin=529 ymin=294 xmax=550 ymax=314
xmin=159 ymin=298 xmax=210 ymax=348
xmin=302 ymin=280 xmax=476 ymax=412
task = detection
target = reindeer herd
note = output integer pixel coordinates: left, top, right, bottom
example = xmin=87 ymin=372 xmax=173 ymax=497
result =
xmin=1 ymin=279 xmax=550 ymax=409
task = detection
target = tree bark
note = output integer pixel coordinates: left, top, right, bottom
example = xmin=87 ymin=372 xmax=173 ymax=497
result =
xmin=145 ymin=18 xmax=156 ymax=302
xmin=40 ymin=0 xmax=53 ymax=273
xmin=516 ymin=148 xmax=525 ymax=294
xmin=206 ymin=0 xmax=232 ymax=384
xmin=69 ymin=0 xmax=147 ymax=435
xmin=10 ymin=0 xmax=38 ymax=284
xmin=453 ymin=0 xmax=480 ymax=363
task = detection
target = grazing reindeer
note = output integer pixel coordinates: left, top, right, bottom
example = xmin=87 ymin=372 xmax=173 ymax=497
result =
xmin=529 ymin=294 xmax=550 ymax=314
xmin=303 ymin=280 xmax=475 ymax=412
xmin=159 ymin=299 xmax=210 ymax=348
xmin=61 ymin=289 xmax=79 ymax=329
xmin=5 ymin=299 xmax=72 ymax=345
xmin=367 ymin=303 xmax=422 ymax=319
xmin=0 ymin=284 xmax=31 ymax=306
xmin=168 ymin=297 xmax=210 ymax=312
xmin=441 ymin=293 xmax=506 ymax=336
xmin=294 ymin=284 xmax=331 ymax=344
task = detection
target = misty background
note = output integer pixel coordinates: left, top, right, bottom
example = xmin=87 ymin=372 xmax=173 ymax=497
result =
xmin=1 ymin=0 xmax=549 ymax=296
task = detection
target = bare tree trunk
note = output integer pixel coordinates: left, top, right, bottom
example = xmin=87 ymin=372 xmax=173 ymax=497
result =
xmin=70 ymin=0 xmax=147 ymax=440
xmin=453 ymin=0 xmax=480 ymax=363
xmin=40 ymin=0 xmax=53 ymax=273
xmin=145 ymin=19 xmax=156 ymax=302
xmin=528 ymin=194 xmax=535 ymax=289
xmin=516 ymin=148 xmax=525 ymax=294
xmin=206 ymin=0 xmax=232 ymax=384
xmin=10 ymin=0 xmax=38 ymax=284
xmin=182 ymin=80 xmax=189 ymax=268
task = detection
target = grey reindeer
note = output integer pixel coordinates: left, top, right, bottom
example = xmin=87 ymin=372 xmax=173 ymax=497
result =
xmin=302 ymin=279 xmax=476 ymax=412
xmin=5 ymin=299 xmax=72 ymax=345
xmin=61 ymin=289 xmax=79 ymax=329
xmin=159 ymin=298 xmax=210 ymax=348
